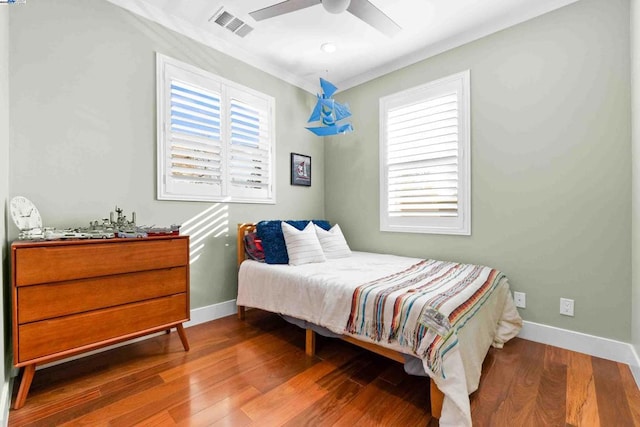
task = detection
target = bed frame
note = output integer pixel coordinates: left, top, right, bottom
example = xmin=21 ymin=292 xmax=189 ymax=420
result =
xmin=235 ymin=223 xmax=444 ymax=419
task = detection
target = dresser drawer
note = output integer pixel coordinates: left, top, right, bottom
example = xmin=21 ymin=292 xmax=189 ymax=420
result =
xmin=17 ymin=266 xmax=188 ymax=324
xmin=14 ymin=238 xmax=188 ymax=286
xmin=17 ymin=294 xmax=188 ymax=363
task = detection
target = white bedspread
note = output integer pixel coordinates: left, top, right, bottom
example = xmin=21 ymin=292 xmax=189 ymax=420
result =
xmin=237 ymin=251 xmax=522 ymax=426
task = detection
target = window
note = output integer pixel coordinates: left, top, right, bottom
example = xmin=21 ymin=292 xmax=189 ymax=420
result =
xmin=157 ymin=54 xmax=275 ymax=203
xmin=379 ymin=70 xmax=470 ymax=235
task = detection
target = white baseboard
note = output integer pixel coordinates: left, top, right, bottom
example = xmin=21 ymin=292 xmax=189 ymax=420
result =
xmin=0 ymin=378 xmax=11 ymax=427
xmin=5 ymin=301 xmax=640 ymax=424
xmin=17 ymin=302 xmax=640 ymax=388
xmin=4 ymin=299 xmax=640 ymax=427
xmin=184 ymin=304 xmax=640 ymax=390
xmin=184 ymin=299 xmax=237 ymax=327
xmin=518 ymin=320 xmax=640 ymax=388
xmin=630 ymin=347 xmax=640 ymax=386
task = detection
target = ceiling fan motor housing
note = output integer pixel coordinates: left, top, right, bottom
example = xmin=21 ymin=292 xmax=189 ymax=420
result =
xmin=322 ymin=0 xmax=351 ymax=14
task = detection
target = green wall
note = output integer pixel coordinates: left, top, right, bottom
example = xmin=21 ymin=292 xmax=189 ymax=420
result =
xmin=1 ymin=4 xmax=10 ymax=422
xmin=5 ymin=0 xmax=635 ymax=346
xmin=8 ymin=0 xmax=324 ymax=309
xmin=326 ymin=0 xmax=632 ymax=341
xmin=632 ymin=0 xmax=640 ymax=361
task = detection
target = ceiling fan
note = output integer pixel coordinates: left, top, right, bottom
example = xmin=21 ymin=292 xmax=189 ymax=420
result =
xmin=249 ymin=0 xmax=401 ymax=37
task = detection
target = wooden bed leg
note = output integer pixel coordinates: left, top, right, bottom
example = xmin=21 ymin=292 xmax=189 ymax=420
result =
xmin=430 ymin=379 xmax=444 ymax=419
xmin=305 ymin=329 xmax=316 ymax=357
xmin=237 ymin=305 xmax=245 ymax=320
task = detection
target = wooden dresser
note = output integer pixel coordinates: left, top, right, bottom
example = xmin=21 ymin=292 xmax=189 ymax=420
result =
xmin=11 ymin=235 xmax=190 ymax=409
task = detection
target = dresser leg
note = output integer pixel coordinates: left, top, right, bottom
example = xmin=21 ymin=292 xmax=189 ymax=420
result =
xmin=176 ymin=324 xmax=190 ymax=351
xmin=13 ymin=364 xmax=36 ymax=410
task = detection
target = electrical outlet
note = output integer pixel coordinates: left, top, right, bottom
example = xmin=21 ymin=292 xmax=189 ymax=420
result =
xmin=560 ymin=298 xmax=574 ymax=316
xmin=513 ymin=291 xmax=526 ymax=308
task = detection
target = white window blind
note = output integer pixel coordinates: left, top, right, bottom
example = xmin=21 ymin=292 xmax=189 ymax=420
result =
xmin=157 ymin=54 xmax=275 ymax=203
xmin=380 ymin=71 xmax=470 ymax=235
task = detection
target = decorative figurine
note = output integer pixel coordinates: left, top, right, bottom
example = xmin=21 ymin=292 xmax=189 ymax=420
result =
xmin=10 ymin=196 xmax=44 ymax=240
xmin=9 ymin=200 xmax=180 ymax=241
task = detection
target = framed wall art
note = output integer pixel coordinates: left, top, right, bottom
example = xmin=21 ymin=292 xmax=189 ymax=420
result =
xmin=291 ymin=153 xmax=311 ymax=186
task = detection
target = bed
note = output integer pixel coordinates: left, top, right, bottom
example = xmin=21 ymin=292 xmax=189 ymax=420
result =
xmin=236 ymin=222 xmax=522 ymax=426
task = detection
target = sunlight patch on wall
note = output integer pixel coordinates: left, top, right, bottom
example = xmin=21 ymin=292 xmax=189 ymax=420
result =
xmin=181 ymin=203 xmax=229 ymax=264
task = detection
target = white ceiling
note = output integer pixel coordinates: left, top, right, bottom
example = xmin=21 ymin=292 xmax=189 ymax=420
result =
xmin=106 ymin=0 xmax=579 ymax=93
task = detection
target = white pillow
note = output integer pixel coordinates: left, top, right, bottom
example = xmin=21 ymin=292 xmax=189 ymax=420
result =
xmin=281 ymin=221 xmax=326 ymax=266
xmin=315 ymin=223 xmax=352 ymax=259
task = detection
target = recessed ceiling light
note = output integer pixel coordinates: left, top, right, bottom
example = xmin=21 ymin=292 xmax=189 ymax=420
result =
xmin=321 ymin=42 xmax=337 ymax=53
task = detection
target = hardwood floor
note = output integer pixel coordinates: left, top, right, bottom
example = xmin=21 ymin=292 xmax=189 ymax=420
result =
xmin=8 ymin=309 xmax=640 ymax=426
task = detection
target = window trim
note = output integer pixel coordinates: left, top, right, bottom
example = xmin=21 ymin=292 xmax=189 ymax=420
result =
xmin=379 ymin=70 xmax=471 ymax=235
xmin=156 ymin=53 xmax=276 ymax=204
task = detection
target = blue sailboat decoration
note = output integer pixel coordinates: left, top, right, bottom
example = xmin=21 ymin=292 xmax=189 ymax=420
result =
xmin=306 ymin=78 xmax=354 ymax=136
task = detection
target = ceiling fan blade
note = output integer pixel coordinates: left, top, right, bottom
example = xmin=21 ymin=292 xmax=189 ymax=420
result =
xmin=347 ymin=0 xmax=401 ymax=37
xmin=250 ymin=0 xmax=320 ymax=21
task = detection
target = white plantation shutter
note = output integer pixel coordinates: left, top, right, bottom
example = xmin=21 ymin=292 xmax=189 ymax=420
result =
xmin=166 ymin=80 xmax=224 ymax=199
xmin=157 ymin=54 xmax=275 ymax=203
xmin=228 ymin=90 xmax=273 ymax=201
xmin=387 ymin=93 xmax=459 ymax=217
xmin=380 ymin=71 xmax=470 ymax=235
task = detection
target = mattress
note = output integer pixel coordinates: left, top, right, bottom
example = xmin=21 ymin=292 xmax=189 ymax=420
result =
xmin=237 ymin=251 xmax=522 ymax=426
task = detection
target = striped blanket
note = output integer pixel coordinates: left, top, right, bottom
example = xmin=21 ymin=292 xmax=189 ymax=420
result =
xmin=345 ymin=259 xmax=505 ymax=377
